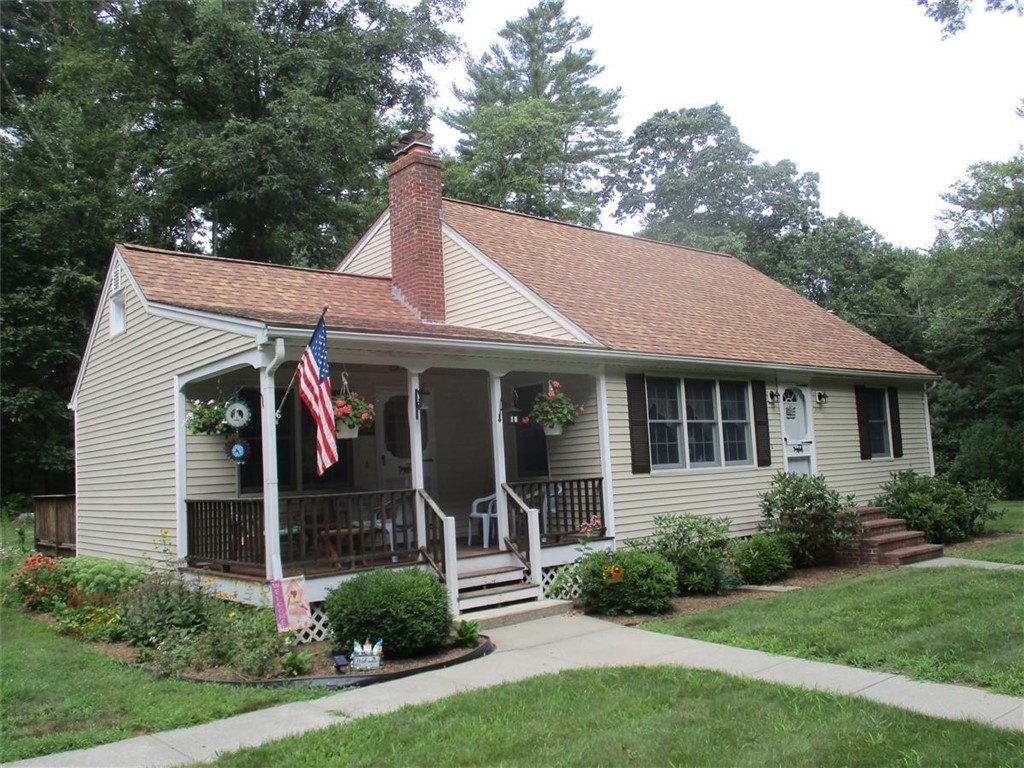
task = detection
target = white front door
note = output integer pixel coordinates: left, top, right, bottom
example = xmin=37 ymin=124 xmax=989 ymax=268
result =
xmin=376 ymin=387 xmax=435 ymax=493
xmin=780 ymin=384 xmax=816 ymax=476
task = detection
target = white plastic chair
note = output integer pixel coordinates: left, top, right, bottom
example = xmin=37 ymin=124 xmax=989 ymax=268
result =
xmin=541 ymin=483 xmax=563 ymax=533
xmin=468 ymin=493 xmax=497 ymax=547
xmin=376 ymin=495 xmax=414 ymax=552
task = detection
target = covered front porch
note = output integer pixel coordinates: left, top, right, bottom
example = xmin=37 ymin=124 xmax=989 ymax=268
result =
xmin=176 ymin=347 xmax=614 ymax=612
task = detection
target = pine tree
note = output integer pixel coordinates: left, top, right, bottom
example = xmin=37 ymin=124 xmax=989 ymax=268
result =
xmin=442 ymin=0 xmax=622 ymax=226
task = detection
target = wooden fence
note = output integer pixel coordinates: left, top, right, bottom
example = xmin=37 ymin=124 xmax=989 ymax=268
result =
xmin=33 ymin=495 xmax=76 ymax=557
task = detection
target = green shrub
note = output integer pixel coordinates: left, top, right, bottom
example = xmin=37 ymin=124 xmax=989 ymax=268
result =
xmin=224 ymin=608 xmax=292 ymax=679
xmin=728 ymin=534 xmax=792 ymax=585
xmin=323 ymin=567 xmax=452 ymax=658
xmin=874 ymin=470 xmax=1004 ymax=544
xmin=118 ymin=573 xmax=219 ymax=647
xmin=759 ymin=472 xmax=861 ymax=566
xmin=629 ymin=513 xmax=730 ymax=594
xmin=282 ymin=649 xmax=313 ymax=678
xmin=1 ymin=492 xmax=32 ymax=520
xmin=53 ymin=605 xmax=128 ymax=642
xmin=454 ymin=619 xmax=480 ymax=648
xmin=578 ymin=549 xmax=676 ymax=616
xmin=70 ymin=556 xmax=145 ymax=603
xmin=4 ymin=553 xmax=76 ymax=611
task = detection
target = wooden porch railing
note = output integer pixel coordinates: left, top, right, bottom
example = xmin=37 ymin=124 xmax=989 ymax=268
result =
xmin=187 ymin=498 xmax=265 ymax=572
xmin=508 ymin=476 xmax=604 ymax=544
xmin=186 ymin=489 xmax=418 ymax=576
xmin=502 ymin=484 xmax=542 ymax=587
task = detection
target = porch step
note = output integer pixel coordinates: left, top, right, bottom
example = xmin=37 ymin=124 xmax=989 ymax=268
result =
xmin=881 ymin=543 xmax=946 ymax=566
xmin=468 ymin=598 xmax=574 ymax=630
xmin=458 ymin=582 xmax=543 ymax=613
xmin=857 ymin=506 xmax=889 ymax=523
xmin=458 ymin=565 xmax=529 ymax=592
xmin=864 ymin=529 xmax=929 ymax=553
xmin=862 ymin=517 xmax=909 ymax=537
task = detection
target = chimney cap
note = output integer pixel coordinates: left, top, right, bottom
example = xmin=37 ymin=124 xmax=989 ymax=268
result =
xmin=392 ymin=129 xmax=434 ymax=156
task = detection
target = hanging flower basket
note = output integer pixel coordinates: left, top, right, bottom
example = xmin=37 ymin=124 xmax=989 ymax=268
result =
xmin=335 ymin=422 xmax=359 ymax=440
xmin=333 ymin=389 xmax=375 ymax=438
xmin=521 ymin=380 xmax=583 ymax=434
xmin=185 ymin=398 xmax=237 ymax=436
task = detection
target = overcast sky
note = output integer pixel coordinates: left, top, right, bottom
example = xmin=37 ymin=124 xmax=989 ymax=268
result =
xmin=426 ymin=0 xmax=1023 ymax=251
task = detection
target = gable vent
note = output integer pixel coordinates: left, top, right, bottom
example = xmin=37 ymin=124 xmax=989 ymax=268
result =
xmin=111 ymin=264 xmax=124 ymax=293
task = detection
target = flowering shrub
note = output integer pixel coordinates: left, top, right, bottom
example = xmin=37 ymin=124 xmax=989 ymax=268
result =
xmin=54 ymin=605 xmax=127 ymax=642
xmin=5 ymin=553 xmax=76 ymax=612
xmin=333 ymin=391 xmax=375 ymax=429
xmin=185 ymin=399 xmax=231 ymax=435
xmin=578 ymin=549 xmax=676 ymax=616
xmin=522 ymin=380 xmax=583 ymax=428
xmin=71 ymin=556 xmax=145 ymax=603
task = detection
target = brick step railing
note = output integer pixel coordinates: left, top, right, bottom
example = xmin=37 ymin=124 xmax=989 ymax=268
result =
xmin=852 ymin=506 xmax=944 ymax=566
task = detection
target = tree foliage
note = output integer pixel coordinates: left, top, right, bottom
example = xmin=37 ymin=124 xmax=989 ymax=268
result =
xmin=0 ymin=0 xmax=463 ymax=494
xmin=616 ymin=104 xmax=821 ymax=261
xmin=912 ymin=153 xmax=1024 ymax=494
xmin=917 ymin=0 xmax=1023 ymax=37
xmin=442 ymin=0 xmax=622 ymax=226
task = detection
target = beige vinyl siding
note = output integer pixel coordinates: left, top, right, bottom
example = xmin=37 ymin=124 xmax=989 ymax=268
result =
xmin=341 ymin=221 xmax=392 ymax=277
xmin=605 ymin=369 xmax=780 ymax=541
xmin=443 ymin=237 xmax=580 ymax=341
xmin=810 ymin=380 xmax=931 ymax=504
xmin=546 ymin=379 xmax=602 ymax=478
xmin=185 ymin=434 xmax=237 ymax=497
xmin=75 ymin=287 xmax=255 ymax=562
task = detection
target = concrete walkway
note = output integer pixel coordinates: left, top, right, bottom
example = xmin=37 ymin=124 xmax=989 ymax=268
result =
xmin=9 ymin=624 xmax=1023 ymax=765
xmin=8 ymin=558 xmax=1023 ymax=767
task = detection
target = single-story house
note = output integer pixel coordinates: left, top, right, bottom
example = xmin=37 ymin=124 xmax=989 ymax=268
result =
xmin=70 ymin=131 xmax=936 ymax=627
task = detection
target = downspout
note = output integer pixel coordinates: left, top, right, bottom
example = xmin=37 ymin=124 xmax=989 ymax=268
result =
xmin=595 ymin=367 xmax=616 ymax=542
xmin=261 ymin=338 xmax=286 ymax=581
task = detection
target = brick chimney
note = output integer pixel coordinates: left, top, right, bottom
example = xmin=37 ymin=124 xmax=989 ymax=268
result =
xmin=388 ymin=130 xmax=445 ymax=323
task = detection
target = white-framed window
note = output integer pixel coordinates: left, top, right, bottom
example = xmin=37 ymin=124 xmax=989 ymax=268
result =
xmin=858 ymin=387 xmax=891 ymax=458
xmin=109 ymin=290 xmax=126 ymax=337
xmin=646 ymin=377 xmax=753 ymax=469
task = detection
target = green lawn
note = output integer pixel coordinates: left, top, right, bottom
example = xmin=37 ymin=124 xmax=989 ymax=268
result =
xmin=209 ymin=666 xmax=1024 ymax=768
xmin=951 ymin=537 xmax=1024 ymax=565
xmin=0 ymin=609 xmax=335 ymax=763
xmin=949 ymin=500 xmax=1024 ymax=564
xmin=989 ymin=500 xmax=1024 ymax=533
xmin=644 ymin=567 xmax=1024 ymax=695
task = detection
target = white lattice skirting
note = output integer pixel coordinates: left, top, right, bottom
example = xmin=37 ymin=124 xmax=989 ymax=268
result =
xmin=541 ymin=564 xmax=581 ymax=599
xmin=295 ymin=603 xmax=331 ymax=645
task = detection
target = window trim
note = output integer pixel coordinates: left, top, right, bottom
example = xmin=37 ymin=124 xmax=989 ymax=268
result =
xmin=854 ymin=385 xmax=904 ymax=460
xmin=644 ymin=376 xmax=755 ymax=471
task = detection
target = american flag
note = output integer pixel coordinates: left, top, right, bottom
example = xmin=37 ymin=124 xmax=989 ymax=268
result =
xmin=297 ymin=317 xmax=339 ymax=475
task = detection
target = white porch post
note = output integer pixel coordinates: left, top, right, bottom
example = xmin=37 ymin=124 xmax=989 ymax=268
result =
xmin=408 ymin=370 xmax=427 ymax=548
xmin=261 ymin=339 xmax=286 ymax=581
xmin=489 ymin=373 xmax=509 ymax=549
xmin=596 ymin=367 xmax=616 ymax=541
xmin=173 ymin=377 xmax=188 ymax=561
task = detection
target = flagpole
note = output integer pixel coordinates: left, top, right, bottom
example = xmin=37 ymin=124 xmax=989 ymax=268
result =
xmin=275 ymin=305 xmax=329 ymax=422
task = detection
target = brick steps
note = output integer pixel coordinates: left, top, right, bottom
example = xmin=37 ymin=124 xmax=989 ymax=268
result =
xmin=854 ymin=507 xmax=944 ymax=566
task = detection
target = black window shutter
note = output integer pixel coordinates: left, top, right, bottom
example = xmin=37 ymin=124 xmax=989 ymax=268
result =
xmin=751 ymin=380 xmax=771 ymax=467
xmin=887 ymin=387 xmax=903 ymax=458
xmin=625 ymin=373 xmax=651 ymax=475
xmin=854 ymin=386 xmax=872 ymax=460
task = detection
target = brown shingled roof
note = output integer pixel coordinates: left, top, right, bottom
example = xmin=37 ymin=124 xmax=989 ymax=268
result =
xmin=440 ymin=201 xmax=934 ymax=377
xmin=115 ymin=244 xmax=588 ymax=348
